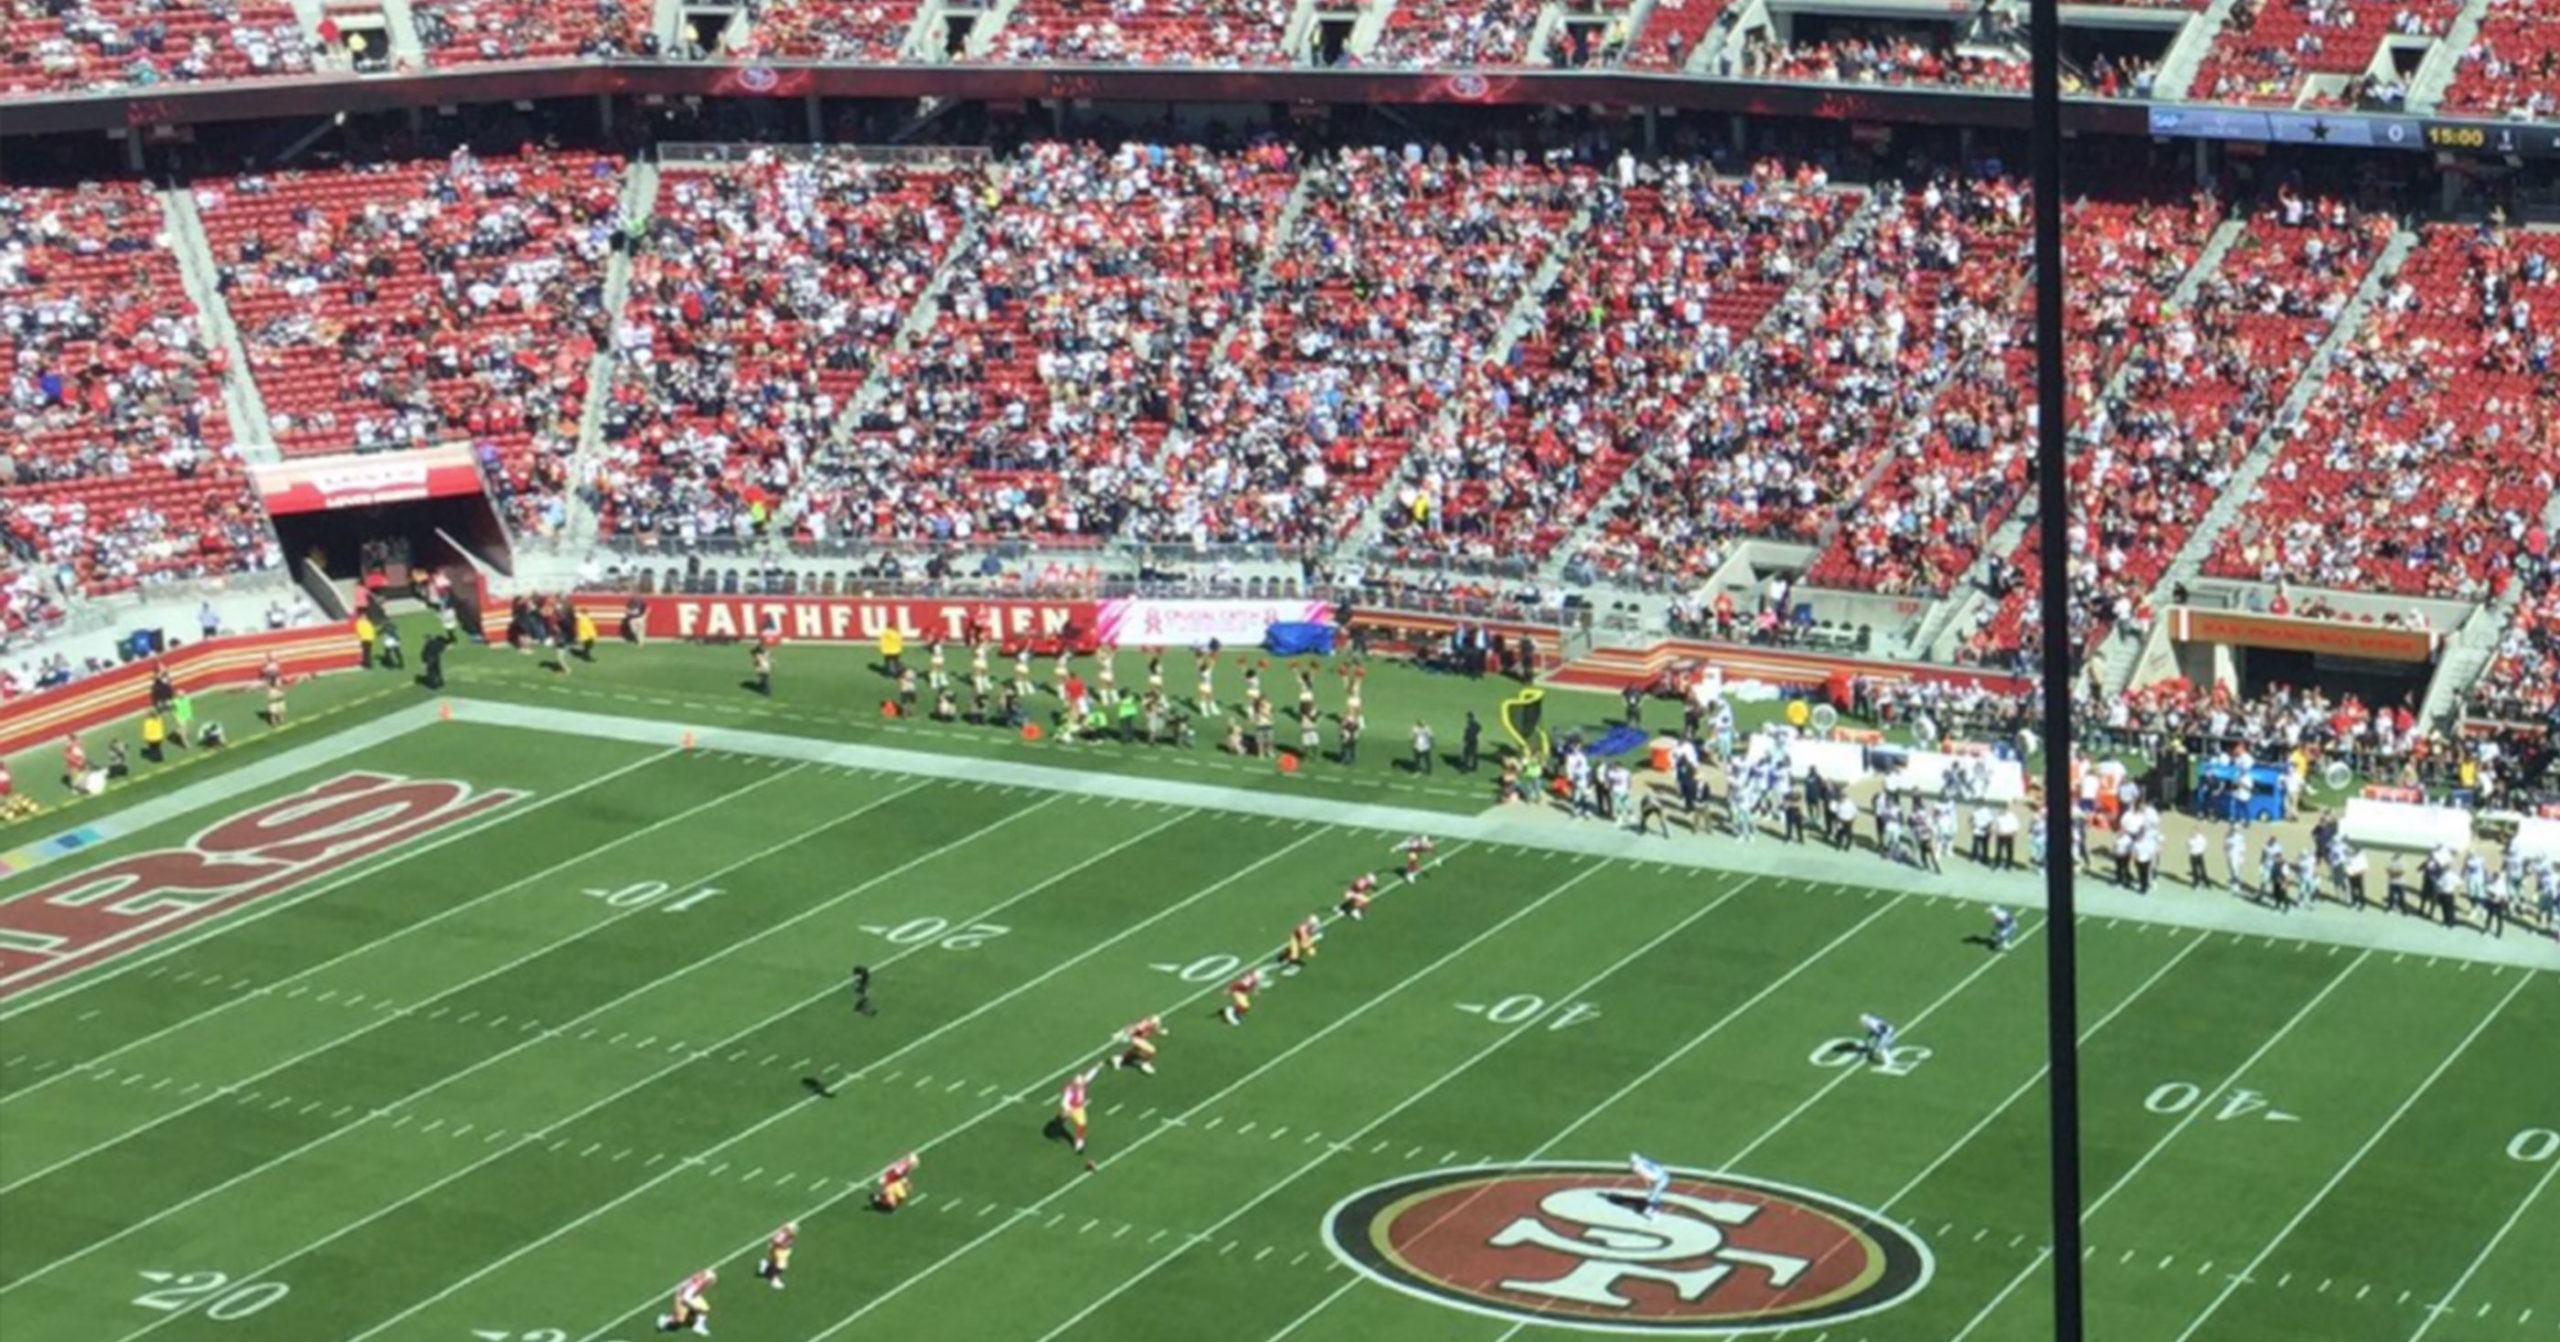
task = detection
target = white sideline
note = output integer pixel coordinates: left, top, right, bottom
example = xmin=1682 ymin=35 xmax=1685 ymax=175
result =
xmin=1945 ymin=950 xmax=2377 ymax=1342
xmin=2171 ymin=969 xmax=2538 ymax=1342
xmin=4 ymin=769 xmax=931 ymax=1290
xmin=0 ymin=721 xmax=651 ymax=1023
xmin=448 ymin=699 xmax=2560 ymax=973
xmin=338 ymin=824 xmax=1360 ymax=1342
xmin=0 ymin=762 xmax=814 ymax=1192
xmin=106 ymin=790 xmax=1145 ymax=1342
xmin=4 ymin=748 xmax=697 ymax=1104
xmin=2408 ymin=1126 xmax=2560 ymax=1342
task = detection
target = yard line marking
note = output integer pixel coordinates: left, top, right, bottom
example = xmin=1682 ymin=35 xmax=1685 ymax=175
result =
xmin=2174 ymin=970 xmax=2536 ymax=1342
xmin=0 ymin=752 xmax=753 ymax=1113
xmin=0 ymin=748 xmax=686 ymax=1025
xmin=1947 ymin=950 xmax=2376 ymax=1342
xmin=1782 ymin=930 xmax=2216 ymax=1296
xmin=314 ymin=817 xmax=1329 ymax=1342
xmin=0 ymin=763 xmax=845 ymax=1203
xmin=1000 ymin=871 xmax=1764 ymax=1342
xmin=18 ymin=778 xmax=1021 ymax=1299
xmin=548 ymin=837 xmax=1488 ymax=1342
xmin=1722 ymin=917 xmax=2046 ymax=1173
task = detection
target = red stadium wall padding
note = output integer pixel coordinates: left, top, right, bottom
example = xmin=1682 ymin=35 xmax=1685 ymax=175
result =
xmin=0 ymin=626 xmax=361 ymax=758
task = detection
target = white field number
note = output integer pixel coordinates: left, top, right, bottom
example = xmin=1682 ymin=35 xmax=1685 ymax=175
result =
xmin=1456 ymin=996 xmax=1601 ymax=1030
xmin=471 ymin=1331 xmax=633 ymax=1342
xmin=1810 ymin=1038 xmax=1933 ymax=1076
xmin=132 ymin=1271 xmax=289 ymax=1320
xmin=1164 ymin=954 xmax=1241 ymax=983
xmin=2511 ymin=1128 xmax=2559 ymax=1163
xmin=869 ymin=917 xmax=1011 ymax=950
xmin=2145 ymin=1083 xmax=2295 ymax=1123
xmin=582 ymin=882 xmax=723 ymax=912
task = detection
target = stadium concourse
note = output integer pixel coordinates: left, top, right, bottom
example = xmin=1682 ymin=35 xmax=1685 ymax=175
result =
xmin=4 ymin=0 xmax=2560 ymax=109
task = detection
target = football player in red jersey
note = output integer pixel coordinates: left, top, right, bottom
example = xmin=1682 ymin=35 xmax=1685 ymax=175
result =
xmin=657 ymin=1268 xmax=715 ymax=1334
xmin=753 ymin=1222 xmax=797 ymax=1290
xmin=1222 ymin=969 xmax=1263 ymax=1025
xmin=1339 ymin=872 xmax=1378 ymax=920
xmin=1111 ymin=1015 xmax=1167 ymax=1075
xmin=874 ymin=1152 xmax=920 ymax=1212
xmin=1401 ymin=835 xmax=1438 ymax=882
xmin=1279 ymin=913 xmax=1323 ymax=973
xmin=1059 ymin=1066 xmax=1100 ymax=1152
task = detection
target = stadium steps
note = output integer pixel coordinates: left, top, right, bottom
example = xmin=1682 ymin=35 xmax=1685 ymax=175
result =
xmin=2148 ymin=0 xmax=2241 ymax=101
xmin=825 ymin=204 xmax=988 ymax=447
xmin=161 ymin=186 xmax=280 ymax=460
xmin=1894 ymin=214 xmax=2249 ymax=663
xmin=2428 ymin=484 xmax=2560 ymax=720
xmin=1348 ymin=183 xmax=1597 ymax=556
xmin=2109 ymin=227 xmax=2421 ymax=693
xmin=961 ymin=0 xmax=1025 ymax=58
xmin=561 ymin=159 xmax=660 ymax=545
xmin=2408 ymin=0 xmax=2496 ymax=112
xmin=1345 ymin=0 xmax=1394 ymax=58
xmin=1535 ymin=183 xmax=1883 ymax=591
xmin=1256 ymin=172 xmax=1314 ymax=286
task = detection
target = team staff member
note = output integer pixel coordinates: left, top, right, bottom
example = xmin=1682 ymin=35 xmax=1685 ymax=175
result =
xmin=882 ymin=625 xmax=906 ymax=678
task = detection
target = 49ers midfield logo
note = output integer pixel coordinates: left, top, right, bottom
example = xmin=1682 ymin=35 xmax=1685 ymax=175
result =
xmin=0 ymin=773 xmax=521 ymax=999
xmin=1324 ymin=1164 xmax=1932 ymax=1334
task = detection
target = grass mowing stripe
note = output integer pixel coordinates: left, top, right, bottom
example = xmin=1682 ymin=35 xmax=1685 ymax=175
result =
xmin=541 ymin=839 xmax=1474 ymax=1342
xmin=2172 ymin=969 xmax=2540 ymax=1342
xmin=0 ymin=745 xmax=675 ymax=1025
xmin=0 ymin=760 xmax=817 ymax=1202
xmin=0 ymin=747 xmax=698 ymax=1108
xmin=1946 ymin=947 xmax=2376 ymax=1342
xmin=1749 ymin=925 xmax=2223 ymax=1342
xmin=2408 ymin=1128 xmax=2560 ymax=1342
xmin=1031 ymin=872 xmax=1767 ymax=1342
xmin=0 ymin=766 xmax=919 ymax=1292
xmin=789 ymin=853 xmax=1616 ymax=1342
xmin=1298 ymin=891 xmax=1955 ymax=1342
xmin=1714 ymin=913 xmax=2048 ymax=1175
xmin=101 ymin=789 xmax=1088 ymax=1342
xmin=336 ymin=821 xmax=1357 ymax=1342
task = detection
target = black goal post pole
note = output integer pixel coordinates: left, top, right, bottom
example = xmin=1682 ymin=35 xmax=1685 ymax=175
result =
xmin=2029 ymin=0 xmax=2087 ymax=1338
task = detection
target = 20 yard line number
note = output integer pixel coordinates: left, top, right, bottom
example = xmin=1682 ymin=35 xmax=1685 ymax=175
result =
xmin=861 ymin=917 xmax=1011 ymax=951
xmin=130 ymin=1271 xmax=288 ymax=1323
xmin=2511 ymin=1128 xmax=2559 ymax=1163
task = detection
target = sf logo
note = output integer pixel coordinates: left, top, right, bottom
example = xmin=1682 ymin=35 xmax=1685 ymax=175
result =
xmin=1488 ymin=1188 xmax=1813 ymax=1309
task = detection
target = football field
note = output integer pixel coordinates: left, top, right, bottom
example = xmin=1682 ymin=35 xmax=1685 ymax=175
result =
xmin=1 ymin=702 xmax=2554 ymax=1342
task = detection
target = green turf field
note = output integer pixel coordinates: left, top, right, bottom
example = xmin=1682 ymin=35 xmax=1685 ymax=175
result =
xmin=1 ymin=666 xmax=2553 ymax=1342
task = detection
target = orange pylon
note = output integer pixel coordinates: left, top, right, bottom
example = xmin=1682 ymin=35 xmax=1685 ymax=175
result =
xmin=438 ymin=701 xmax=453 ymax=722
xmin=682 ymin=730 xmax=697 ymax=752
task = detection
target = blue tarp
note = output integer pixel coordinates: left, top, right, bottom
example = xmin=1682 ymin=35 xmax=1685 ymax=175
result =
xmin=1586 ymin=726 xmax=1651 ymax=757
xmin=1265 ymin=622 xmax=1336 ymax=656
